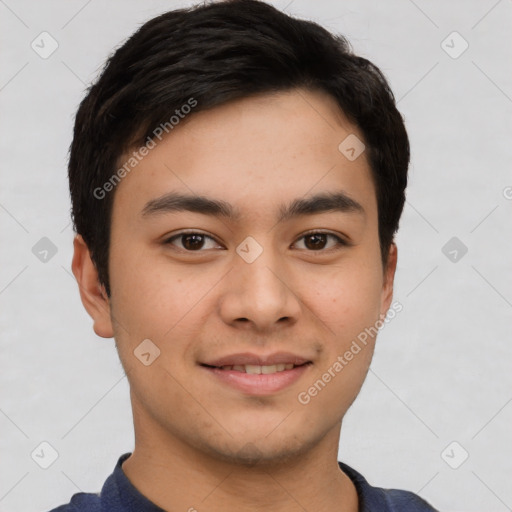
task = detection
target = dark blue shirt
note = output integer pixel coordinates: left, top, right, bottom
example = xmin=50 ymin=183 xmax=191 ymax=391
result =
xmin=48 ymin=452 xmax=437 ymax=511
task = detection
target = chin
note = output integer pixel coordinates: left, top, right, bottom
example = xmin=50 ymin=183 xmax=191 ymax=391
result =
xmin=199 ymin=427 xmax=318 ymax=468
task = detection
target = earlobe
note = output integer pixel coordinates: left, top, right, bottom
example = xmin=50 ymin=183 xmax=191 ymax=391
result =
xmin=71 ymin=235 xmax=114 ymax=338
xmin=380 ymin=242 xmax=398 ymax=318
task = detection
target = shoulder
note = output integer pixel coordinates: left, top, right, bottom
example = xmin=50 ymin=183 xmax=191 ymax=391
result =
xmin=46 ymin=492 xmax=101 ymax=512
xmin=338 ymin=461 xmax=438 ymax=512
xmin=45 ymin=452 xmax=135 ymax=512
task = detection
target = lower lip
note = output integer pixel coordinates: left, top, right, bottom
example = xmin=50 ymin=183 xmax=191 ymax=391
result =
xmin=201 ymin=364 xmax=311 ymax=396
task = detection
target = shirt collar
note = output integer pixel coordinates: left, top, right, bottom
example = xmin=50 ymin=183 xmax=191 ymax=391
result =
xmin=103 ymin=452 xmax=389 ymax=512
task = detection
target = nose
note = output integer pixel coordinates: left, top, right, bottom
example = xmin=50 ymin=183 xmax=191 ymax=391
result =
xmin=217 ymin=243 xmax=301 ymax=333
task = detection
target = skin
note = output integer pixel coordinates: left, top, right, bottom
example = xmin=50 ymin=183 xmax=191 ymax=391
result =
xmin=72 ymin=87 xmax=397 ymax=512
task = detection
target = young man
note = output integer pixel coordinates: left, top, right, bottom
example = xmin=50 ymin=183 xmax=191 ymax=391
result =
xmin=53 ymin=0 xmax=437 ymax=510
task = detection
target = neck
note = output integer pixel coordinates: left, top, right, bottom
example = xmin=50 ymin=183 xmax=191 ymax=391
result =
xmin=122 ymin=410 xmax=358 ymax=511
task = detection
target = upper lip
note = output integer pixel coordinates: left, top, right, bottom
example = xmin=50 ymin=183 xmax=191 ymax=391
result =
xmin=201 ymin=352 xmax=312 ymax=367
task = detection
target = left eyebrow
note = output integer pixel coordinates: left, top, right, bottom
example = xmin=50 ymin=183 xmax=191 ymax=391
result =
xmin=140 ymin=191 xmax=365 ymax=221
xmin=277 ymin=191 xmax=365 ymax=222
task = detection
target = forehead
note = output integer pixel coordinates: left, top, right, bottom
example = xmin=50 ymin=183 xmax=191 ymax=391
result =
xmin=112 ymin=88 xmax=376 ymax=223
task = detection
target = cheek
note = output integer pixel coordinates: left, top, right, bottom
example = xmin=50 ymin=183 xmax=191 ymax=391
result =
xmin=108 ymin=247 xmax=220 ymax=345
xmin=297 ymin=269 xmax=382 ymax=414
xmin=306 ymin=259 xmax=383 ymax=337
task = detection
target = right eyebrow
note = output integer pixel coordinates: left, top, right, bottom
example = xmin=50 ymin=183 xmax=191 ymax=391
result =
xmin=141 ymin=193 xmax=241 ymax=220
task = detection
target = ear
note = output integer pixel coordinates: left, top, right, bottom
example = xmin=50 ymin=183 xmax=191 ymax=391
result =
xmin=71 ymin=234 xmax=114 ymax=338
xmin=379 ymin=242 xmax=398 ymax=319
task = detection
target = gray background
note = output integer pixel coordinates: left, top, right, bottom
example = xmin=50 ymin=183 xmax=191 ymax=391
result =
xmin=1 ymin=0 xmax=511 ymax=511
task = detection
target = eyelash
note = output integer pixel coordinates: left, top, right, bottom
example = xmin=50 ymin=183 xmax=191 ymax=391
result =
xmin=163 ymin=230 xmax=349 ymax=252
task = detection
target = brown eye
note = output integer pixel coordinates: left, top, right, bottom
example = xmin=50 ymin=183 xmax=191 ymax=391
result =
xmin=181 ymin=233 xmax=206 ymax=250
xmin=164 ymin=232 xmax=221 ymax=251
xmin=304 ymin=233 xmax=328 ymax=250
xmin=294 ymin=232 xmax=346 ymax=251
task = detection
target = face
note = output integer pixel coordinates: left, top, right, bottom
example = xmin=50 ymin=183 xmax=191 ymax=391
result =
xmin=74 ymin=88 xmax=396 ymax=465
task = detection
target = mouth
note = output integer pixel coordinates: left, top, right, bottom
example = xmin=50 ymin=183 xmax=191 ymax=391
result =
xmin=199 ymin=360 xmax=313 ymax=395
xmin=200 ymin=362 xmax=311 ymax=374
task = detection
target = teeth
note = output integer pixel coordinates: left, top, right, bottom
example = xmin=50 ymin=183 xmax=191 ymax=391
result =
xmin=261 ymin=365 xmax=277 ymax=374
xmin=245 ymin=364 xmax=262 ymax=374
xmin=219 ymin=364 xmax=300 ymax=374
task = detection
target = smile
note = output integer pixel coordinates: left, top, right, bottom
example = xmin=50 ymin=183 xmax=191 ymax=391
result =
xmin=200 ymin=362 xmax=312 ymax=395
xmin=202 ymin=363 xmax=308 ymax=374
